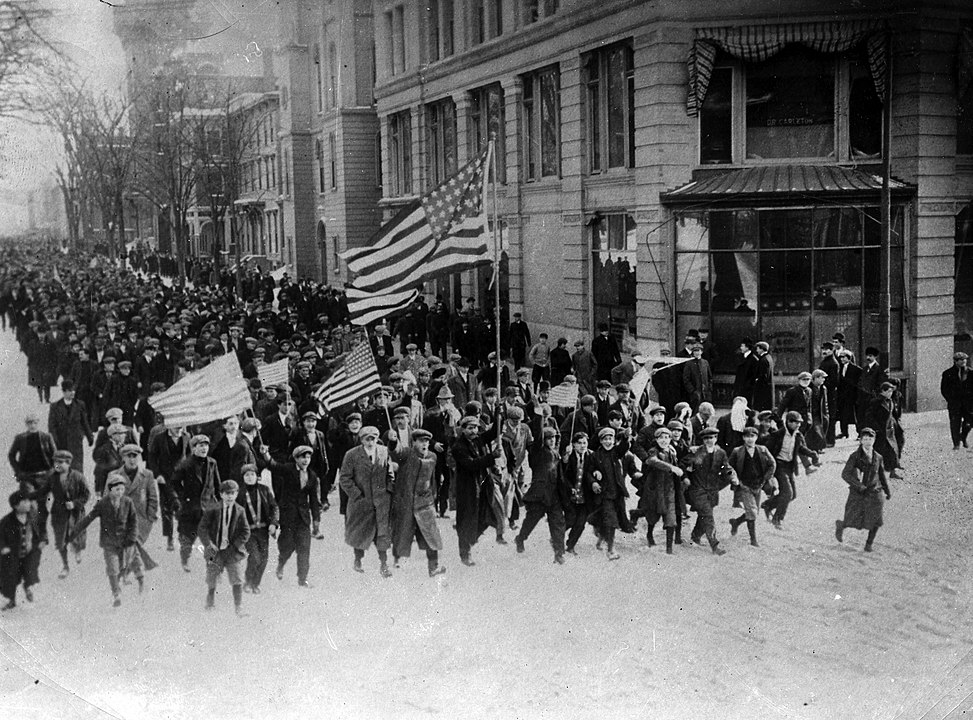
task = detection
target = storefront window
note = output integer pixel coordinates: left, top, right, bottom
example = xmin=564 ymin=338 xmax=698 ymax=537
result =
xmin=956 ymin=206 xmax=973 ymax=347
xmin=675 ymin=205 xmax=904 ymax=373
xmin=592 ymin=214 xmax=637 ymax=338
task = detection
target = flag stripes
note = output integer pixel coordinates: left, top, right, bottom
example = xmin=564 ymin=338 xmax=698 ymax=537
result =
xmin=312 ymin=342 xmax=382 ymax=411
xmin=150 ymin=353 xmax=252 ymax=428
xmin=345 ymin=288 xmax=420 ymax=328
xmin=547 ymin=381 xmax=580 ymax=408
xmin=257 ymin=358 xmax=290 ymax=389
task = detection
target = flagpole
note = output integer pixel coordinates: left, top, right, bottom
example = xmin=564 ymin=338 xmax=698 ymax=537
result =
xmin=488 ymin=136 xmax=501 ymax=444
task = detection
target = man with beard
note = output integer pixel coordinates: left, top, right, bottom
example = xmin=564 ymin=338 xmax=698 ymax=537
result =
xmin=451 ymin=415 xmax=502 ymax=566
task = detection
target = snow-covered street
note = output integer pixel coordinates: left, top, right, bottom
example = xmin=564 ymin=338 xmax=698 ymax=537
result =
xmin=1 ymin=324 xmax=971 ymax=720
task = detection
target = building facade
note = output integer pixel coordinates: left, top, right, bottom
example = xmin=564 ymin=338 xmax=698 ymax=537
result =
xmin=371 ymin=0 xmax=973 ymax=410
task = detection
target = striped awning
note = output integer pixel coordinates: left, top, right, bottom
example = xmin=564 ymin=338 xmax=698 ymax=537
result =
xmin=687 ymin=20 xmax=889 ymax=116
xmin=660 ymin=165 xmax=915 ymax=205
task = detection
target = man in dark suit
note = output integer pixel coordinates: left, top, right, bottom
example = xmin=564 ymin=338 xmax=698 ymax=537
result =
xmin=752 ymin=341 xmax=774 ymax=412
xmin=856 ymin=346 xmax=887 ymax=433
xmin=834 ymin=350 xmax=862 ymax=438
xmin=681 ymin=344 xmax=712 ymax=412
xmin=941 ymin=352 xmax=973 ymax=449
xmin=508 ymin=313 xmax=532 ymax=369
xmin=732 ymin=339 xmax=758 ymax=405
xmin=818 ymin=342 xmax=840 ymax=446
xmin=369 ymin=323 xmax=395 ymax=359
xmin=591 ymin=323 xmax=621 ymax=382
xmin=262 ymin=444 xmax=321 ymax=587
xmin=261 ymin=393 xmax=294 ymax=463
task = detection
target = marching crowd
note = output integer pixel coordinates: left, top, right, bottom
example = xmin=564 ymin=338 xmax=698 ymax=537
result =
xmin=0 ymin=238 xmax=906 ymax=615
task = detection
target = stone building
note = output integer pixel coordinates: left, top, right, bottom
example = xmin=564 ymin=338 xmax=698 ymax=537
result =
xmin=371 ymin=0 xmax=973 ymax=410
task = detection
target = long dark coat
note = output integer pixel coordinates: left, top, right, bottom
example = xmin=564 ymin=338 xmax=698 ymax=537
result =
xmin=171 ymin=455 xmax=221 ymax=537
xmin=389 ymin=446 xmax=443 ymax=558
xmin=451 ymin=433 xmax=498 ymax=550
xmin=524 ymin=445 xmax=570 ymax=507
xmin=806 ymin=385 xmax=830 ymax=452
xmin=0 ymin=509 xmax=45 ymax=600
xmin=71 ymin=495 xmax=138 ymax=550
xmin=38 ymin=468 xmax=91 ymax=551
xmin=107 ymin=467 xmax=159 ymax=544
xmin=269 ymin=460 xmax=321 ymax=529
xmin=589 ymin=446 xmax=635 ymax=533
xmin=562 ymin=449 xmax=598 ymax=516
xmin=752 ymin=353 xmax=774 ymax=411
xmin=48 ymin=399 xmax=94 ymax=473
xmin=865 ymin=397 xmax=902 ymax=472
xmin=638 ymin=446 xmax=681 ymax=527
xmin=841 ymin=448 xmax=889 ymax=530
xmin=685 ymin=446 xmax=737 ymax=513
xmin=26 ymin=332 xmax=58 ymax=388
xmin=339 ymin=445 xmax=394 ymax=551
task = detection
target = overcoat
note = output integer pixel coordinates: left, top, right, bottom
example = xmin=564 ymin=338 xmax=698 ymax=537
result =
xmin=840 ymin=448 xmax=889 ymax=530
xmin=48 ymin=399 xmax=93 ymax=472
xmin=71 ymin=495 xmax=138 ymax=550
xmin=864 ymin=397 xmax=903 ymax=472
xmin=39 ymin=468 xmax=91 ymax=550
xmin=451 ymin=433 xmax=498 ymax=550
xmin=268 ymin=460 xmax=321 ymax=529
xmin=638 ymin=446 xmax=681 ymax=527
xmin=389 ymin=446 xmax=443 ymax=558
xmin=0 ymin=508 xmax=45 ymax=600
xmin=339 ymin=445 xmax=394 ymax=551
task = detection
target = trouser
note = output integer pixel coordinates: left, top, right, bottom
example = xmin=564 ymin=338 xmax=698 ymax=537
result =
xmin=157 ymin=483 xmax=176 ymax=538
xmin=277 ymin=524 xmax=311 ymax=582
xmin=205 ymin=550 xmax=243 ymax=589
xmin=244 ymin=528 xmax=270 ymax=588
xmin=179 ymin=531 xmax=198 ymax=565
xmin=430 ymin=334 xmax=448 ymax=361
xmin=564 ymin=503 xmax=588 ymax=550
xmin=0 ymin=549 xmax=41 ymax=601
xmin=762 ymin=466 xmax=796 ymax=523
xmin=826 ymin=402 xmax=837 ymax=444
xmin=512 ymin=346 xmax=527 ymax=369
xmin=516 ymin=501 xmax=566 ymax=556
xmin=532 ymin=365 xmax=550 ymax=388
xmin=948 ymin=408 xmax=971 ymax=447
xmin=104 ymin=547 xmax=138 ymax=595
xmin=690 ymin=507 xmax=719 ymax=548
xmin=435 ymin=464 xmax=451 ymax=516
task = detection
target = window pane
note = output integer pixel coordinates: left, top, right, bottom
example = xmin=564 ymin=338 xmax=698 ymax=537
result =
xmin=608 ymin=215 xmax=625 ymax=250
xmin=760 ymin=209 xmax=812 ymax=249
xmin=676 ymin=213 xmax=709 ymax=253
xmin=676 ymin=253 xmax=708 ymax=313
xmin=814 ymin=248 xmax=862 ymax=311
xmin=539 ymin=70 xmax=559 ymax=176
xmin=762 ymin=313 xmax=810 ymax=374
xmin=956 ymin=208 xmax=973 ymax=339
xmin=700 ymin=67 xmax=732 ymax=164
xmin=759 ymin=250 xmax=812 ymax=313
xmin=849 ymin=54 xmax=882 ymax=158
xmin=745 ymin=46 xmax=835 ymax=159
xmin=710 ymin=313 xmax=759 ymax=373
xmin=711 ymin=251 xmax=758 ymax=315
xmin=625 ymin=214 xmax=637 ymax=251
xmin=812 ymin=207 xmax=862 ymax=248
xmin=607 ymin=47 xmax=627 ymax=167
xmin=586 ymin=55 xmax=600 ymax=172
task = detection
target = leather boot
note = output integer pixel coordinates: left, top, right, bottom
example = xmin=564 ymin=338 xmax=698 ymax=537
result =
xmin=747 ymin=520 xmax=758 ymax=547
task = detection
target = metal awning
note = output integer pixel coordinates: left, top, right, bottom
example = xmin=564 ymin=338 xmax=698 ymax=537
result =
xmin=660 ymin=165 xmax=915 ymax=206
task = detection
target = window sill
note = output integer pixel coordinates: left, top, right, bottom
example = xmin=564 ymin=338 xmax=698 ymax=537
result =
xmin=693 ymin=158 xmax=884 ymax=171
xmin=522 ymin=178 xmax=561 ymax=191
xmin=584 ymin=169 xmax=635 ymax=185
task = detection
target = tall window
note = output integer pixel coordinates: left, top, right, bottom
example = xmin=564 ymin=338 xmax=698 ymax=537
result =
xmin=427 ymin=0 xmax=440 ymax=61
xmin=327 ymin=43 xmax=337 ymax=108
xmin=469 ymin=84 xmax=505 ymax=183
xmin=522 ymin=66 xmax=560 ymax=180
xmin=283 ymin=149 xmax=291 ymax=195
xmin=699 ymin=46 xmax=882 ymax=164
xmin=328 ymin=132 xmax=338 ymax=190
xmin=956 ymin=206 xmax=973 ymax=345
xmin=958 ymin=23 xmax=973 ymax=154
xmin=584 ymin=40 xmax=635 ymax=172
xmin=425 ymin=98 xmax=457 ymax=185
xmin=386 ymin=6 xmax=405 ymax=75
xmin=314 ymin=44 xmax=323 ymax=112
xmin=523 ymin=0 xmax=556 ymax=25
xmin=675 ymin=206 xmax=905 ymax=373
xmin=591 ymin=214 xmax=638 ymax=338
xmin=316 ymin=138 xmax=325 ymax=192
xmin=470 ymin=0 xmax=484 ymax=46
xmin=388 ymin=110 xmax=413 ymax=195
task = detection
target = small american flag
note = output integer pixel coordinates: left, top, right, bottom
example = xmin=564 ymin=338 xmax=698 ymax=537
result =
xmin=547 ymin=381 xmax=580 ymax=408
xmin=257 ymin=358 xmax=290 ymax=389
xmin=313 ymin=342 xmax=381 ymax=411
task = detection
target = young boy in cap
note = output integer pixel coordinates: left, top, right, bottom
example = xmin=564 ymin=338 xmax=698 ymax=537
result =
xmin=39 ymin=450 xmax=91 ymax=577
xmin=389 ymin=429 xmax=446 ymax=576
xmin=338 ymin=426 xmax=395 ymax=577
xmin=237 ymin=464 xmax=278 ymax=593
xmin=589 ymin=426 xmax=638 ymax=560
xmin=562 ymin=431 xmax=596 ymax=554
xmin=727 ymin=427 xmax=777 ymax=547
xmin=835 ymin=427 xmax=892 ymax=552
xmin=759 ymin=411 xmax=817 ymax=529
xmin=0 ymin=489 xmax=47 ymax=611
xmin=106 ymin=443 xmax=159 ymax=586
xmin=198 ymin=480 xmax=251 ymax=615
xmin=261 ymin=444 xmax=321 ymax=587
xmin=684 ymin=427 xmax=739 ymax=555
xmin=636 ymin=426 xmax=685 ymax=554
xmin=171 ymin=434 xmax=222 ymax=572
xmin=515 ymin=427 xmax=568 ymax=564
xmin=68 ymin=476 xmax=138 ymax=607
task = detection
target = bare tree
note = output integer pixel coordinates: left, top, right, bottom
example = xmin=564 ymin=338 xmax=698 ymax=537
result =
xmin=0 ymin=1 xmax=60 ymax=120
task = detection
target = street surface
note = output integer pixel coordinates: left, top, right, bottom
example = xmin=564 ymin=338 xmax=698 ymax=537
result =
xmin=0 ymin=325 xmax=971 ymax=719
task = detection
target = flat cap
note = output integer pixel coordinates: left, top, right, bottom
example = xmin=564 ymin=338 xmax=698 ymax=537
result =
xmin=357 ymin=426 xmax=380 ymax=440
xmin=699 ymin=427 xmax=719 ymax=438
xmin=106 ymin=475 xmax=127 ymax=489
xmin=240 ymin=463 xmax=258 ymax=475
xmin=120 ymin=444 xmax=142 ymax=456
xmin=412 ymin=428 xmax=433 ymax=441
xmin=190 ymin=434 xmax=211 ymax=448
xmin=291 ymin=444 xmax=314 ymax=458
xmin=53 ymin=449 xmax=73 ymax=462
xmin=219 ymin=480 xmax=239 ymax=493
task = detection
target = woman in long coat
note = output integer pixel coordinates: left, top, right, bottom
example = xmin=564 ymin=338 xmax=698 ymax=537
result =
xmin=389 ymin=430 xmax=445 ymax=576
xmin=338 ymin=425 xmax=394 ymax=576
xmin=835 ymin=428 xmax=891 ymax=551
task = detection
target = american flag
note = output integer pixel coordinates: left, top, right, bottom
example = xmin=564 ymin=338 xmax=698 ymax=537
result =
xmin=150 ymin=353 xmax=253 ymax=427
xmin=312 ymin=342 xmax=381 ymax=411
xmin=547 ymin=381 xmax=580 ymax=408
xmin=342 ymin=148 xmax=492 ymax=325
xmin=257 ymin=358 xmax=290 ymax=389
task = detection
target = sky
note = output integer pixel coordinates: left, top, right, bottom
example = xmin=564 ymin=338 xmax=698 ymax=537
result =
xmin=0 ymin=0 xmax=126 ymax=233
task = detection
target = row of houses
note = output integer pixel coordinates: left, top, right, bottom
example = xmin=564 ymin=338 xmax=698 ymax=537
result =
xmin=113 ymin=0 xmax=973 ymax=410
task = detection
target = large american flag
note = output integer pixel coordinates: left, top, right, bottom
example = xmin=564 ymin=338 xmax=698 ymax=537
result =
xmin=312 ymin=342 xmax=382 ymax=411
xmin=150 ymin=353 xmax=253 ymax=427
xmin=342 ymin=148 xmax=492 ymax=326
